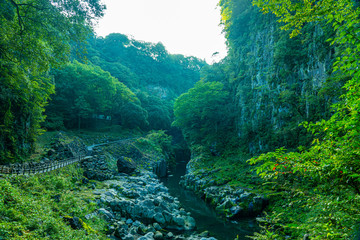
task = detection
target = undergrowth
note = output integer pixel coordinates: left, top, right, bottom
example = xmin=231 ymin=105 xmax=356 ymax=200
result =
xmin=0 ymin=164 xmax=107 ymax=240
xmin=190 ymin=145 xmax=360 ymax=239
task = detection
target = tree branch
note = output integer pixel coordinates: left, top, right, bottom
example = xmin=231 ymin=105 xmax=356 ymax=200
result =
xmin=9 ymin=0 xmax=24 ymax=34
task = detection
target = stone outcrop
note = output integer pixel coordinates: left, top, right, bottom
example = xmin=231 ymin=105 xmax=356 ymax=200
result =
xmin=81 ymin=154 xmax=114 ymax=181
xmin=152 ymin=158 xmax=167 ymax=178
xmin=91 ymin=171 xmax=217 ymax=240
xmin=180 ymin=157 xmax=268 ymax=219
xmin=117 ymin=156 xmax=137 ymax=174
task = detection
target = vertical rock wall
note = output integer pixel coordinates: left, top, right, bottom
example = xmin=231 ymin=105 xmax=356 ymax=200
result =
xmin=224 ymin=3 xmax=337 ymax=153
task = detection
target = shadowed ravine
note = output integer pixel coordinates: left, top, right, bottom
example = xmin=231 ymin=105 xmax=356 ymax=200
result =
xmin=160 ymin=153 xmax=258 ymax=240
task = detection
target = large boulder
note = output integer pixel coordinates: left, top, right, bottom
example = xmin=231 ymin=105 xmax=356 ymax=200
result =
xmin=117 ymin=156 xmax=137 ymax=174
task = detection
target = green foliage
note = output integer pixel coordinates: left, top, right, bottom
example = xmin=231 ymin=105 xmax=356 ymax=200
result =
xmin=86 ymin=33 xmax=207 ymax=96
xmin=246 ymin=0 xmax=360 ymax=238
xmin=0 ymin=165 xmax=107 ymax=239
xmin=173 ymin=80 xmax=234 ymax=147
xmin=0 ymin=0 xmax=105 ymax=162
xmin=119 ymin=102 xmax=149 ymax=130
xmin=44 ymin=61 xmax=147 ymax=130
xmin=216 ymin=0 xmax=337 ymax=154
xmin=136 ymin=91 xmax=173 ymax=130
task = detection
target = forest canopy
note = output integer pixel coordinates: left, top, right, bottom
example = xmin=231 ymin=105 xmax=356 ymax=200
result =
xmin=0 ymin=0 xmax=105 ymax=162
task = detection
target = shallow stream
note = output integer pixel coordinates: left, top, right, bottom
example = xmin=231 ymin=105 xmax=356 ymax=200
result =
xmin=160 ymin=154 xmax=258 ymax=240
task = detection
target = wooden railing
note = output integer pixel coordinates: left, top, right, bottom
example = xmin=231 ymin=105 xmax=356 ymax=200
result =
xmin=0 ymin=156 xmax=83 ymax=175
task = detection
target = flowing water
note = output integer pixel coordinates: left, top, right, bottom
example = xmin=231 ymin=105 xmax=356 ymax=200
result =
xmin=161 ymin=152 xmax=259 ymax=240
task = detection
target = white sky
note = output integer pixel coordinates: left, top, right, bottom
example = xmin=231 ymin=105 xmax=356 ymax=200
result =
xmin=95 ymin=0 xmax=227 ymax=63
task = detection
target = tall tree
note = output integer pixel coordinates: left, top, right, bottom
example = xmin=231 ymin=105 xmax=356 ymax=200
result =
xmin=173 ymin=81 xmax=233 ymax=147
xmin=0 ymin=0 xmax=105 ymax=162
xmin=45 ymin=61 xmax=145 ymax=130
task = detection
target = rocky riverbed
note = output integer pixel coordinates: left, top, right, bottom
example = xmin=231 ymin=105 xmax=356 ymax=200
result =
xmin=89 ymin=170 xmax=217 ymax=240
xmin=69 ymin=133 xmax=218 ymax=239
xmin=180 ymin=156 xmax=268 ymax=220
xmin=49 ymin=132 xmax=260 ymax=239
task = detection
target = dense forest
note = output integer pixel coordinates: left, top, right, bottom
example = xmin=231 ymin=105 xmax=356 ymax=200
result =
xmin=173 ymin=0 xmax=360 ymax=239
xmin=0 ymin=0 xmax=205 ymax=163
xmin=2 ymin=0 xmax=360 ymax=239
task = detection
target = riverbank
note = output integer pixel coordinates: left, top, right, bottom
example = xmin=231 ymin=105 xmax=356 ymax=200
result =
xmin=180 ymin=147 xmax=268 ymax=220
xmin=161 ymin=153 xmax=259 ymax=240
xmin=179 ymin=145 xmax=360 ymax=239
xmin=0 ymin=131 xmax=222 ymax=239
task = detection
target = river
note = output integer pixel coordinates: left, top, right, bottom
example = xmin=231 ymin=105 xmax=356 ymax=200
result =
xmin=160 ymin=153 xmax=259 ymax=240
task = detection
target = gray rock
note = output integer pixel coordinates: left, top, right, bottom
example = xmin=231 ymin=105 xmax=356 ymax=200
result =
xmin=138 ymin=232 xmax=154 ymax=240
xmin=154 ymin=213 xmax=166 ymax=224
xmin=172 ymin=216 xmax=185 ymax=227
xmin=184 ymin=216 xmax=196 ymax=230
xmin=98 ymin=208 xmax=114 ymax=222
xmin=153 ymin=222 xmax=162 ymax=231
xmin=229 ymin=205 xmax=244 ymax=219
xmin=123 ymin=234 xmax=135 ymax=240
xmin=133 ymin=220 xmax=141 ymax=227
xmin=154 ymin=231 xmax=164 ymax=240
xmin=166 ymin=232 xmax=174 ymax=239
xmin=162 ymin=210 xmax=173 ymax=223
xmin=117 ymin=156 xmax=137 ymax=174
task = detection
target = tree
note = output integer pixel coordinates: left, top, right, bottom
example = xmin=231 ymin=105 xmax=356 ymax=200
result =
xmin=247 ymin=0 xmax=360 ymax=238
xmin=45 ymin=61 xmax=146 ymax=130
xmin=173 ymin=81 xmax=233 ymax=147
xmin=136 ymin=91 xmax=172 ymax=130
xmin=0 ymin=0 xmax=105 ymax=162
xmin=250 ymin=0 xmax=360 ymax=195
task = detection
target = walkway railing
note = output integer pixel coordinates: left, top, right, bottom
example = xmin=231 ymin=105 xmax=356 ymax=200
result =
xmin=0 ymin=155 xmax=83 ymax=175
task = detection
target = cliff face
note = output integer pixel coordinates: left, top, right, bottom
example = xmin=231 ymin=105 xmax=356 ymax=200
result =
xmin=219 ymin=0 xmax=341 ymax=153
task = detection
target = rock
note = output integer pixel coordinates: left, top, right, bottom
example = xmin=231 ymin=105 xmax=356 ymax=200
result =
xmin=105 ymin=189 xmax=117 ymax=198
xmin=137 ymin=224 xmax=148 ymax=235
xmin=123 ymin=234 xmax=135 ymax=240
xmin=162 ymin=211 xmax=173 ymax=223
xmin=114 ymin=222 xmax=129 ymax=238
xmin=153 ymin=222 xmax=162 ymax=231
xmin=153 ymin=159 xmax=167 ymax=178
xmin=154 ymin=231 xmax=164 ymax=240
xmin=133 ymin=220 xmax=142 ymax=227
xmin=117 ymin=156 xmax=137 ymax=174
xmin=166 ymin=232 xmax=174 ymax=239
xmin=240 ymin=192 xmax=252 ymax=201
xmin=199 ymin=231 xmax=209 ymax=237
xmin=98 ymin=208 xmax=114 ymax=222
xmin=85 ymin=212 xmax=97 ymax=220
xmin=154 ymin=213 xmax=166 ymax=224
xmin=183 ymin=216 xmax=196 ymax=230
xmin=84 ymin=170 xmax=110 ymax=181
xmin=228 ymin=205 xmax=244 ymax=219
xmin=126 ymin=219 xmax=134 ymax=225
xmin=107 ymin=225 xmax=116 ymax=234
xmin=172 ymin=216 xmax=185 ymax=228
xmin=138 ymin=232 xmax=154 ymax=240
xmin=63 ymin=216 xmax=83 ymax=230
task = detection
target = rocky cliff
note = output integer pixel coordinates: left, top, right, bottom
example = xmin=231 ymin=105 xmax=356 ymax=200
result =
xmin=218 ymin=0 xmax=343 ymax=153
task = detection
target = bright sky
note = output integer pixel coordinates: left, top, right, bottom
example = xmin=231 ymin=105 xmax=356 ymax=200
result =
xmin=95 ymin=0 xmax=227 ymax=63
